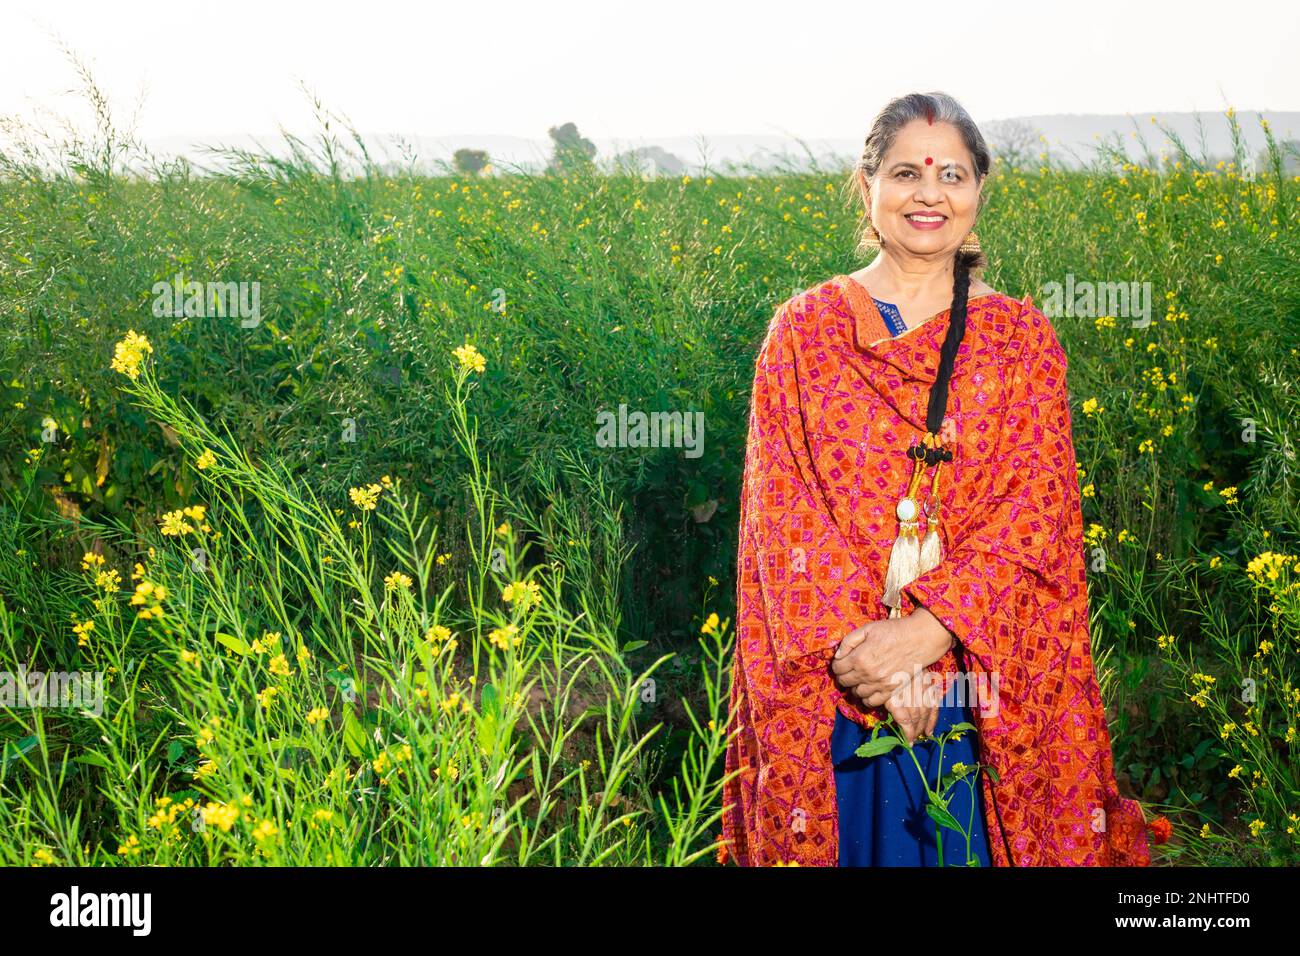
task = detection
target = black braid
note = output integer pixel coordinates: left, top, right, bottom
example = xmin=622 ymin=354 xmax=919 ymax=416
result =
xmin=924 ymin=250 xmax=976 ymax=436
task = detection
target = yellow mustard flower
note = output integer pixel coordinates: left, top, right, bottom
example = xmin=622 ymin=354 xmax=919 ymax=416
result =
xmin=424 ymin=624 xmax=452 ymax=644
xmin=110 ymin=331 xmax=153 ymax=380
xmin=202 ymin=801 xmax=239 ymax=832
xmin=349 ymin=483 xmax=382 ymax=511
xmin=488 ymin=623 xmax=521 ymax=650
xmin=502 ymin=580 xmax=542 ymax=608
xmin=72 ymin=619 xmax=95 ymax=646
xmin=453 ymin=343 xmax=486 ymax=373
xmin=251 ymin=819 xmax=278 ymax=842
xmin=131 ymin=580 xmax=167 ymax=620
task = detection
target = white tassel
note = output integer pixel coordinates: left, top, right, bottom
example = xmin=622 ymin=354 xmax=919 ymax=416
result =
xmin=881 ymin=530 xmax=920 ymax=612
xmin=917 ymin=525 xmax=942 ymax=575
xmin=881 ymin=486 xmax=922 ymax=615
xmin=882 ymin=452 xmax=947 ymax=618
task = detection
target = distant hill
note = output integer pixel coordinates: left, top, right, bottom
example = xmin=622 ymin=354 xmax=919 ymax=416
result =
xmin=135 ymin=111 xmax=1300 ymax=175
xmin=993 ymin=111 xmax=1300 ymax=166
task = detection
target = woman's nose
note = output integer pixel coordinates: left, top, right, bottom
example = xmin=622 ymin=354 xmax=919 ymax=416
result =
xmin=914 ymin=176 xmax=942 ymax=204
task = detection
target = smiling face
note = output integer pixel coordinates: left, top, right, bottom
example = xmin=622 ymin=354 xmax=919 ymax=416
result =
xmin=859 ymin=118 xmax=984 ymax=261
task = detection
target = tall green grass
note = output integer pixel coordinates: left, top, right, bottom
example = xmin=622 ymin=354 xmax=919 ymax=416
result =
xmin=0 ymin=346 xmax=734 ymax=864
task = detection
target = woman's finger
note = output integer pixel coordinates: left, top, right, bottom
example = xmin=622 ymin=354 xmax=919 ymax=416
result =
xmin=862 ymin=687 xmax=888 ymax=707
xmin=829 ymin=653 xmax=854 ymax=677
xmin=833 ymin=622 xmax=872 ymax=660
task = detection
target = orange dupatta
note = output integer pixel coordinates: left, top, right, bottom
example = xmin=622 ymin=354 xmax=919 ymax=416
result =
xmin=718 ymin=275 xmax=1151 ymax=867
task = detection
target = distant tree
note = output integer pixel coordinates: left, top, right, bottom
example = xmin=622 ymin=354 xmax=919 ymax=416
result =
xmin=453 ymin=148 xmax=490 ymax=175
xmin=546 ymin=122 xmax=597 ymax=174
xmin=982 ymin=119 xmax=1041 ymax=171
xmin=608 ymin=145 xmax=686 ymax=177
xmin=1259 ymin=141 xmax=1300 ymax=174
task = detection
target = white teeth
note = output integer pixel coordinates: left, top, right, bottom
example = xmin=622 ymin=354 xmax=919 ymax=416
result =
xmin=908 ymin=214 xmax=945 ymax=222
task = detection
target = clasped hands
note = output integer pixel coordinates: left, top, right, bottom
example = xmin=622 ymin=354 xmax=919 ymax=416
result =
xmin=831 ymin=606 xmax=955 ymax=744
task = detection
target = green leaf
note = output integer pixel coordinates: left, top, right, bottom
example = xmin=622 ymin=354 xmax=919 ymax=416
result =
xmin=477 ymin=683 xmax=499 ymax=754
xmin=213 ymin=632 xmax=251 ymax=656
xmin=854 ymin=736 xmax=902 ymax=758
xmin=324 ymin=668 xmax=354 ymax=691
xmin=684 ymin=481 xmax=710 ymax=508
xmin=104 ymin=482 xmax=126 ymax=512
xmin=0 ymin=735 xmax=38 ymax=768
xmin=342 ymin=708 xmax=366 ymax=759
xmin=926 ymin=801 xmax=963 ymax=833
xmin=166 ymin=740 xmax=186 ymax=765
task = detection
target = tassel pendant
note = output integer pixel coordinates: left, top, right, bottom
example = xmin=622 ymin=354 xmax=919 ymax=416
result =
xmin=881 ymin=455 xmax=925 ymax=617
xmin=883 ymin=436 xmax=951 ymax=617
xmin=917 ymin=460 xmax=944 ymax=575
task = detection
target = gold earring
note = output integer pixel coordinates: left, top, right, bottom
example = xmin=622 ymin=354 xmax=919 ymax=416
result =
xmin=863 ymin=219 xmax=883 ymax=249
xmin=959 ymin=230 xmax=981 ymax=254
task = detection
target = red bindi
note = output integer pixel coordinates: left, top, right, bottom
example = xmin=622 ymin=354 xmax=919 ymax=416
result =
xmin=925 ymin=156 xmax=934 ymax=165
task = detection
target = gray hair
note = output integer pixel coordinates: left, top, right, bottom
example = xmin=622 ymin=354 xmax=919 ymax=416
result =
xmin=844 ymin=91 xmax=991 ymax=260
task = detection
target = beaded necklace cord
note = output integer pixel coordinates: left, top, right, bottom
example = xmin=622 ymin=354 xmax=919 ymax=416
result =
xmin=879 ymin=260 xmax=970 ymax=618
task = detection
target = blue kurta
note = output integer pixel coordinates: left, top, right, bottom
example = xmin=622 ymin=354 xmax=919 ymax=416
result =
xmin=872 ymin=296 xmax=910 ymax=336
xmin=830 ymin=295 xmax=993 ymax=868
xmin=831 ymin=703 xmax=992 ymax=866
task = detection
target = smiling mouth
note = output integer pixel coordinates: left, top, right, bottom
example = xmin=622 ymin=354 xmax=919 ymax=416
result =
xmin=905 ymin=213 xmax=947 ymax=224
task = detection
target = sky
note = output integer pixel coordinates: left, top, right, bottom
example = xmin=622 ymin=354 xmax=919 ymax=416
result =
xmin=1 ymin=0 xmax=1297 ymax=143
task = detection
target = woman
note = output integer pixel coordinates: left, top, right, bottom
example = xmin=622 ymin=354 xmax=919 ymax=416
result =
xmin=719 ymin=92 xmax=1151 ymax=867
